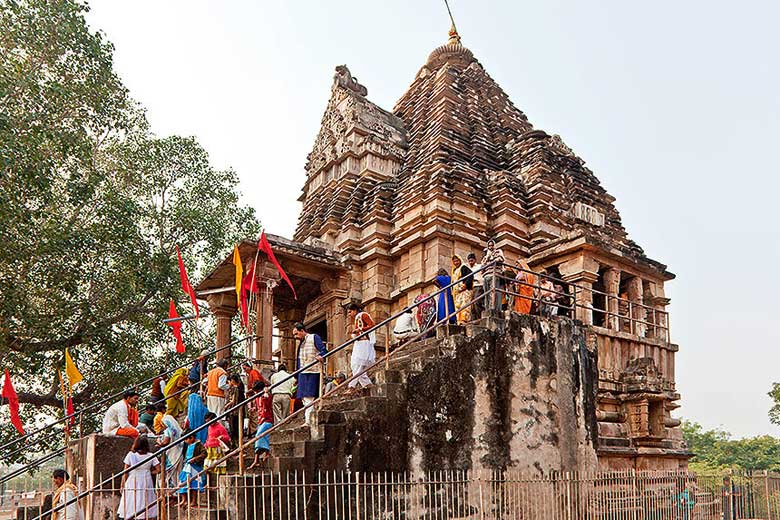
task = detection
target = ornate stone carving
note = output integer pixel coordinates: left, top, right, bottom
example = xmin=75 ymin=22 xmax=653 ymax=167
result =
xmin=334 ymin=65 xmax=368 ymax=97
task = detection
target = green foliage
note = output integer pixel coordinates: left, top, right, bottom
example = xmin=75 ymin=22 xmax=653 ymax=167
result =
xmin=682 ymin=421 xmax=780 ymax=471
xmin=0 ymin=0 xmax=259 ymax=458
xmin=768 ymin=383 xmax=780 ymax=426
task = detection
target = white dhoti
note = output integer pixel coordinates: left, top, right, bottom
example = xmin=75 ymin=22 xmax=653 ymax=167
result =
xmin=206 ymin=395 xmax=226 ymax=425
xmin=349 ymin=339 xmax=375 ymax=388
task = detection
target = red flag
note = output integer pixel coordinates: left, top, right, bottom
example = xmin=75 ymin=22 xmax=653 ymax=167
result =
xmin=239 ymin=263 xmax=256 ymax=326
xmin=66 ymin=397 xmax=75 ymax=426
xmin=1 ymin=369 xmax=25 ymax=435
xmin=176 ymin=245 xmax=199 ymax=318
xmin=167 ymin=300 xmax=186 ymax=353
xmin=258 ymin=231 xmax=296 ymax=299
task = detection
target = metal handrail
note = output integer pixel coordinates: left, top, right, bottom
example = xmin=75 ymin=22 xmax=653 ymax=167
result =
xmin=0 ymin=356 xmax=250 ymax=486
xmin=33 ymin=264 xmax=492 ymax=520
xmin=196 ymin=286 xmax=488 ymax=481
xmin=497 ymin=262 xmax=670 ymax=318
xmin=0 ymin=334 xmax=254 ymax=456
xmin=493 ymin=262 xmax=670 ymax=340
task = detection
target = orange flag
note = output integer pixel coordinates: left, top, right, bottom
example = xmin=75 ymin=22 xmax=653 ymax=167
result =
xmin=232 ymin=245 xmax=243 ymax=304
xmin=176 ymin=245 xmax=199 ymax=318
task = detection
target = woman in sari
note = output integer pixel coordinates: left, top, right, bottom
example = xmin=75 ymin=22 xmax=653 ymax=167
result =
xmin=176 ymin=431 xmax=206 ymax=507
xmin=434 ymin=269 xmax=456 ymax=324
xmin=451 ymin=255 xmax=473 ymax=323
xmin=204 ymin=411 xmax=231 ymax=477
xmin=163 ymin=368 xmax=189 ymax=419
xmin=414 ymin=293 xmax=436 ymax=336
xmin=157 ymin=414 xmax=184 ymax=492
xmin=513 ymin=261 xmax=537 ymax=315
xmin=185 ymin=392 xmax=208 ymax=444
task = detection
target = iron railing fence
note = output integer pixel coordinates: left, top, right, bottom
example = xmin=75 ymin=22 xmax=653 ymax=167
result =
xmin=490 ymin=261 xmax=671 ymax=343
xmin=6 ymin=469 xmax=780 ymax=520
xmin=0 ymin=334 xmax=256 ymax=462
xmin=0 ymin=349 xmax=253 ymax=485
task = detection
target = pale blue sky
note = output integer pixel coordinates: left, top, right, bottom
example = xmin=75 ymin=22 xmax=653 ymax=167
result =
xmin=86 ymin=1 xmax=780 ymax=438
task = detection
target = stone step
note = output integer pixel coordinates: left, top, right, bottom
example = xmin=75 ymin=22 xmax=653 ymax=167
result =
xmin=269 ymin=455 xmax=306 ymax=473
xmin=270 ymin=439 xmax=307 ymax=458
xmin=373 ymin=368 xmax=402 ymax=385
xmin=314 ymin=409 xmax=345 ymax=425
xmin=370 ymin=381 xmax=404 ymax=401
xmin=268 ymin=424 xmax=310 ymax=444
xmin=320 ymin=395 xmax=387 ymax=413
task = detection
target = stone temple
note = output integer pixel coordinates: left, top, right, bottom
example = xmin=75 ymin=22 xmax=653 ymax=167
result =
xmin=196 ymin=27 xmax=689 ymax=473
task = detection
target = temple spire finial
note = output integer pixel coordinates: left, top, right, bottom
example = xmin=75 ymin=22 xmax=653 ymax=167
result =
xmin=444 ymin=0 xmax=461 ymax=45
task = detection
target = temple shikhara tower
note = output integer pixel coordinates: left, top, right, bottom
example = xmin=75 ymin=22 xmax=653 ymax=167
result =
xmin=198 ymin=27 xmax=688 ymax=472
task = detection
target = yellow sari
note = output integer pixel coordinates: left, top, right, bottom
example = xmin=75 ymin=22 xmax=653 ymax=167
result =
xmin=164 ymin=368 xmax=189 ymax=417
xmin=452 ymin=255 xmax=472 ymax=323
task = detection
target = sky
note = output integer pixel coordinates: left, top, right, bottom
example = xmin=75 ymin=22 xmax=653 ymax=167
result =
xmin=85 ymin=1 xmax=780 ymax=438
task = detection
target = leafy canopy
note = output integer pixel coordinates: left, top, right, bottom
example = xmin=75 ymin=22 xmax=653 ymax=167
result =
xmin=0 ymin=0 xmax=259 ymax=455
xmin=682 ymin=421 xmax=780 ymax=472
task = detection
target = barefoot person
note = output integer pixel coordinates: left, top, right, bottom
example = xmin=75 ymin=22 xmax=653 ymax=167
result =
xmin=346 ymin=303 xmax=376 ymax=391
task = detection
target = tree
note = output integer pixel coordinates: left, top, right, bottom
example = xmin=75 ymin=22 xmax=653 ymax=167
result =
xmin=682 ymin=421 xmax=780 ymax=471
xmin=768 ymin=383 xmax=780 ymax=426
xmin=0 ymin=0 xmax=259 ymax=457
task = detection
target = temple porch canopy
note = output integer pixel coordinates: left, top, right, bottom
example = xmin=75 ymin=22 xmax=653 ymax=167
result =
xmin=195 ymin=234 xmax=348 ymax=363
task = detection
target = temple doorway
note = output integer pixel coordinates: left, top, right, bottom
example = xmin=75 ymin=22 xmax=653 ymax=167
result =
xmin=309 ymin=319 xmax=328 ymax=348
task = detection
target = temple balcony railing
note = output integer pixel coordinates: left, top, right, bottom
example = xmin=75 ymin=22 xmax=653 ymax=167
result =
xmin=494 ymin=263 xmax=675 ymax=390
xmin=493 ymin=263 xmax=671 ymax=343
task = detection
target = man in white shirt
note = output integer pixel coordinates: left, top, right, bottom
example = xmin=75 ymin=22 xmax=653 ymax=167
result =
xmin=102 ymin=390 xmax=144 ymax=438
xmin=467 ymin=253 xmax=484 ymax=318
xmin=392 ymin=309 xmax=419 ymax=345
xmin=481 ymin=239 xmax=506 ymax=313
xmin=269 ymin=364 xmax=295 ymax=424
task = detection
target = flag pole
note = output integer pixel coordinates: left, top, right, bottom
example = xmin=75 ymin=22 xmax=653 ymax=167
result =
xmin=58 ymin=367 xmax=72 ymax=475
xmin=248 ymin=231 xmax=263 ymax=339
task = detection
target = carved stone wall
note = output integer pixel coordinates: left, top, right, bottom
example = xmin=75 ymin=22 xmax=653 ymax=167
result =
xmin=289 ymin=36 xmax=686 ymax=469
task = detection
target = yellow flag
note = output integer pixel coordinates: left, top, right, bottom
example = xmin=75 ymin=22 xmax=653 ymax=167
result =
xmin=65 ymin=348 xmax=83 ymax=390
xmin=233 ymin=245 xmax=243 ymax=304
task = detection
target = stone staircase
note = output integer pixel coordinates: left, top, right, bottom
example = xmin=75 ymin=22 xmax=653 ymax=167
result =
xmin=252 ymin=332 xmax=464 ymax=475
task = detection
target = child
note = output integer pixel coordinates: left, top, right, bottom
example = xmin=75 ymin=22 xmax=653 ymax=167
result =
xmin=203 ymin=412 xmax=230 ymax=476
xmin=138 ymin=403 xmax=157 ymax=432
xmin=247 ymin=382 xmax=274 ymax=470
xmin=153 ymin=402 xmax=166 ymax=434
xmin=177 ymin=431 xmax=206 ymax=507
xmin=226 ymin=374 xmax=245 ymax=443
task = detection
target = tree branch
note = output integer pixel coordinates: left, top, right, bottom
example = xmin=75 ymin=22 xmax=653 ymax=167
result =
xmin=16 ymin=383 xmax=96 ymax=408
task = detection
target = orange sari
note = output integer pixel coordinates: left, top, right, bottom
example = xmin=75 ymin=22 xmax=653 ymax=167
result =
xmin=514 ymin=264 xmax=536 ymax=315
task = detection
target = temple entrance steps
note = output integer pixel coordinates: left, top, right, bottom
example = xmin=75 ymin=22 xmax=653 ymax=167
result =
xmin=240 ymin=330 xmax=473 ymax=476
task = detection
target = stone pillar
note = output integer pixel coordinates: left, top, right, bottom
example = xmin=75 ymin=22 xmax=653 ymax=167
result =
xmin=603 ymin=268 xmax=621 ymax=331
xmin=206 ymin=293 xmax=237 ymax=362
xmin=627 ymin=277 xmax=646 ymax=337
xmin=558 ymin=256 xmax=600 ymax=325
xmin=254 ymin=280 xmax=276 ymax=361
xmin=276 ymin=308 xmax=305 ymax=370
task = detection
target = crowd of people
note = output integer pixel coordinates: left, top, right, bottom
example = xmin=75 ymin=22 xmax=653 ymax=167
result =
xmin=94 ymin=351 xmax=307 ymax=514
xmin=78 ymin=238 xmax=569 ymax=516
xmin=391 ymin=238 xmax=572 ymax=344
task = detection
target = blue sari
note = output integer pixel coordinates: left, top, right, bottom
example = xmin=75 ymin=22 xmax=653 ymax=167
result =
xmin=187 ymin=393 xmax=208 ymax=444
xmin=435 ymin=274 xmax=456 ymax=324
xmin=177 ymin=442 xmax=205 ymax=493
